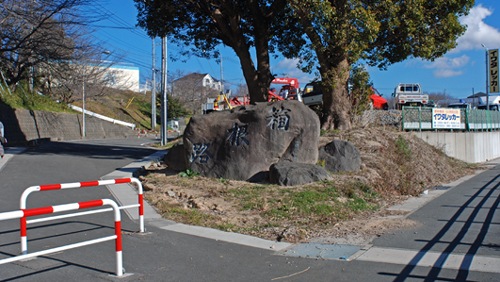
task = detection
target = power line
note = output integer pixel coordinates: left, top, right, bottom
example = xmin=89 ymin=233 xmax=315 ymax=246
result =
xmin=85 ymin=2 xmax=239 ymax=83
xmin=83 ymin=24 xmax=138 ymax=30
xmin=92 ymin=31 xmax=152 ymax=57
xmin=88 ymin=3 xmax=151 ymax=40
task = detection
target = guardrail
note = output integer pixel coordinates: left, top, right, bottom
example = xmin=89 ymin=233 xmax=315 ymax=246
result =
xmin=20 ymin=178 xmax=144 ymax=255
xmin=402 ymin=107 xmax=500 ymax=131
xmin=0 ymin=199 xmax=125 ymax=277
xmin=68 ymin=104 xmax=136 ymax=130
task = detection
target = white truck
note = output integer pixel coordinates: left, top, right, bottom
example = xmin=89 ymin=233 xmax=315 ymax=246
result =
xmin=393 ymin=83 xmax=429 ymax=109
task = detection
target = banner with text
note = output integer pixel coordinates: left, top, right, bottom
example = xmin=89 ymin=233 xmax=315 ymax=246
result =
xmin=432 ymin=108 xmax=461 ymax=129
xmin=490 ymin=49 xmax=499 ymax=93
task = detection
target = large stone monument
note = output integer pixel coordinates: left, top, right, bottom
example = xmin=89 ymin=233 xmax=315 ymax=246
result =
xmin=182 ymin=100 xmax=320 ymax=181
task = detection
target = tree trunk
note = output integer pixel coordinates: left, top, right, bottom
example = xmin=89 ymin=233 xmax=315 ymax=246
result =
xmin=319 ymin=56 xmax=352 ymax=130
xmin=233 ymin=45 xmax=272 ymax=103
xmin=220 ymin=1 xmax=274 ymax=104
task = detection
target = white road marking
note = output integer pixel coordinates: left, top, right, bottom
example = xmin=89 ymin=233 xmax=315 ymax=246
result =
xmin=356 ymin=247 xmax=500 ymax=273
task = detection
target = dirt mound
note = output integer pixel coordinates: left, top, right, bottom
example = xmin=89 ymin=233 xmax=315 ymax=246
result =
xmin=139 ymin=126 xmax=481 ymax=244
xmin=319 ymin=127 xmax=474 ymax=196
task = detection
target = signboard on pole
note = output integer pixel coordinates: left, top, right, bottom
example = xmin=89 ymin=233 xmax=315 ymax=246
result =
xmin=432 ymin=108 xmax=461 ymax=129
xmin=489 ymin=49 xmax=499 ymax=93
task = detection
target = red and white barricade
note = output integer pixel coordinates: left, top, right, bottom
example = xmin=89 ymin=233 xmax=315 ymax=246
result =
xmin=0 ymin=199 xmax=124 ymax=277
xmin=19 ymin=178 xmax=144 ymax=255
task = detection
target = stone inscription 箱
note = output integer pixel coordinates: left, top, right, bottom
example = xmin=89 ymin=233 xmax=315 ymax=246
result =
xmin=266 ymin=106 xmax=290 ymax=130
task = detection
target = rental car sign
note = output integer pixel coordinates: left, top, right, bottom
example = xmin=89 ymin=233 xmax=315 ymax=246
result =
xmin=490 ymin=49 xmax=499 ymax=93
xmin=432 ymin=108 xmax=461 ymax=129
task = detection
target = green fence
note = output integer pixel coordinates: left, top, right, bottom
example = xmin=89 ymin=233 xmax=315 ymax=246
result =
xmin=402 ymin=107 xmax=500 ymax=131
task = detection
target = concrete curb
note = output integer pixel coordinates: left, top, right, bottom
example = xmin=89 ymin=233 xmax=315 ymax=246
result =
xmin=101 ymin=150 xmax=165 ymax=222
xmin=0 ymin=147 xmax=27 ymax=172
xmin=159 ymin=223 xmax=291 ymax=251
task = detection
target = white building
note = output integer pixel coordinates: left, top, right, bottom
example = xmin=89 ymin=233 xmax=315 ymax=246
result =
xmin=100 ymin=64 xmax=140 ymax=93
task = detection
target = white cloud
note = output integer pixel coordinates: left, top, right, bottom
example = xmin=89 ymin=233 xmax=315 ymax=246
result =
xmin=433 ymin=69 xmax=464 ymax=78
xmin=424 ymin=55 xmax=470 ymax=69
xmin=454 ymin=4 xmax=500 ymax=52
xmin=275 ymin=58 xmax=300 ymax=70
xmin=422 ymin=55 xmax=469 ymax=78
xmin=272 ymin=58 xmax=316 ymax=85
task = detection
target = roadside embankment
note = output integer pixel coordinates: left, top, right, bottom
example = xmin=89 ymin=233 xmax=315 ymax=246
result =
xmin=0 ymin=105 xmax=136 ymax=145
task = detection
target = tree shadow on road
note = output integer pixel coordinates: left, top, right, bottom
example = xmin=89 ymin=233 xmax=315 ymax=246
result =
xmin=378 ymin=173 xmax=500 ymax=281
xmin=17 ymin=140 xmax=160 ymax=161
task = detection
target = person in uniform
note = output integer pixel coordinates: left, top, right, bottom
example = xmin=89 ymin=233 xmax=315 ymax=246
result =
xmin=0 ymin=121 xmax=6 ymax=158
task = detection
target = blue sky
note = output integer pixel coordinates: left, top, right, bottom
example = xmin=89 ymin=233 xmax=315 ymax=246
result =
xmin=93 ymin=0 xmax=500 ymax=99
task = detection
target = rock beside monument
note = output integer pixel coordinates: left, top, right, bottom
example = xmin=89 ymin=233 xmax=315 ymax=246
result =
xmin=183 ymin=100 xmax=320 ymax=181
xmin=318 ymin=140 xmax=361 ymax=173
xmin=163 ymin=141 xmax=188 ymax=172
xmin=269 ymin=161 xmax=333 ymax=186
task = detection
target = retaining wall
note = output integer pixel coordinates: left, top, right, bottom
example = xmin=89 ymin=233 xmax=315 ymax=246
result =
xmin=413 ymin=131 xmax=500 ymax=163
xmin=0 ymin=105 xmax=136 ymax=145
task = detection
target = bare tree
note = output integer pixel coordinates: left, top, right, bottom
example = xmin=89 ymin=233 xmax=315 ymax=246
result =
xmin=427 ymin=91 xmax=457 ymax=107
xmin=234 ymin=83 xmax=249 ymax=98
xmin=0 ymin=0 xmax=105 ymax=94
xmin=171 ymin=72 xmax=219 ymax=114
xmin=172 ymin=72 xmax=220 ymax=114
xmin=167 ymin=69 xmax=187 ymax=98
xmin=41 ymin=49 xmax=119 ymax=103
xmin=427 ymin=92 xmax=454 ymax=103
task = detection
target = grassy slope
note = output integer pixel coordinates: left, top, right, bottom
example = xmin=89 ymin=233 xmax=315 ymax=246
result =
xmin=0 ymin=85 xmax=156 ymax=131
xmin=71 ymin=89 xmax=156 ymax=131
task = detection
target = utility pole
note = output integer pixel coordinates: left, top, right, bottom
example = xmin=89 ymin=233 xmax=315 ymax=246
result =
xmin=151 ymin=38 xmax=156 ymax=130
xmin=82 ymin=79 xmax=85 ymax=137
xmin=482 ymin=44 xmax=489 ymax=109
xmin=486 ymin=48 xmax=489 ymax=110
xmin=220 ymin=55 xmax=224 ymax=94
xmin=161 ymin=36 xmax=168 ymax=146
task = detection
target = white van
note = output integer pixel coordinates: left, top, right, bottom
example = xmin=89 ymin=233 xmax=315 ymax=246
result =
xmin=477 ymin=95 xmax=500 ymax=111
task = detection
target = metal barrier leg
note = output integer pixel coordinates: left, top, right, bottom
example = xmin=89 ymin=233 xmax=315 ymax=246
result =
xmin=115 ymin=220 xmax=123 ymax=277
xmin=20 ymin=216 xmax=27 ymax=254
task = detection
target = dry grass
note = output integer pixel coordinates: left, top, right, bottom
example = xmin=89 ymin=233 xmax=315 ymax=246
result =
xmin=72 ymin=89 xmax=154 ymax=130
xmin=139 ymin=127 xmax=480 ymax=243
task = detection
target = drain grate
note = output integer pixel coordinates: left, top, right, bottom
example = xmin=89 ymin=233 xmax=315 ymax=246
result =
xmin=276 ymin=243 xmax=362 ymax=260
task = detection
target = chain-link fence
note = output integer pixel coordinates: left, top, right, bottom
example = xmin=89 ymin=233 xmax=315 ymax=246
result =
xmin=402 ymin=107 xmax=500 ymax=131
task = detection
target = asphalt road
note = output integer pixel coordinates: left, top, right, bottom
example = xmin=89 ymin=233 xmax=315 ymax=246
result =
xmin=0 ymin=138 xmax=499 ymax=281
